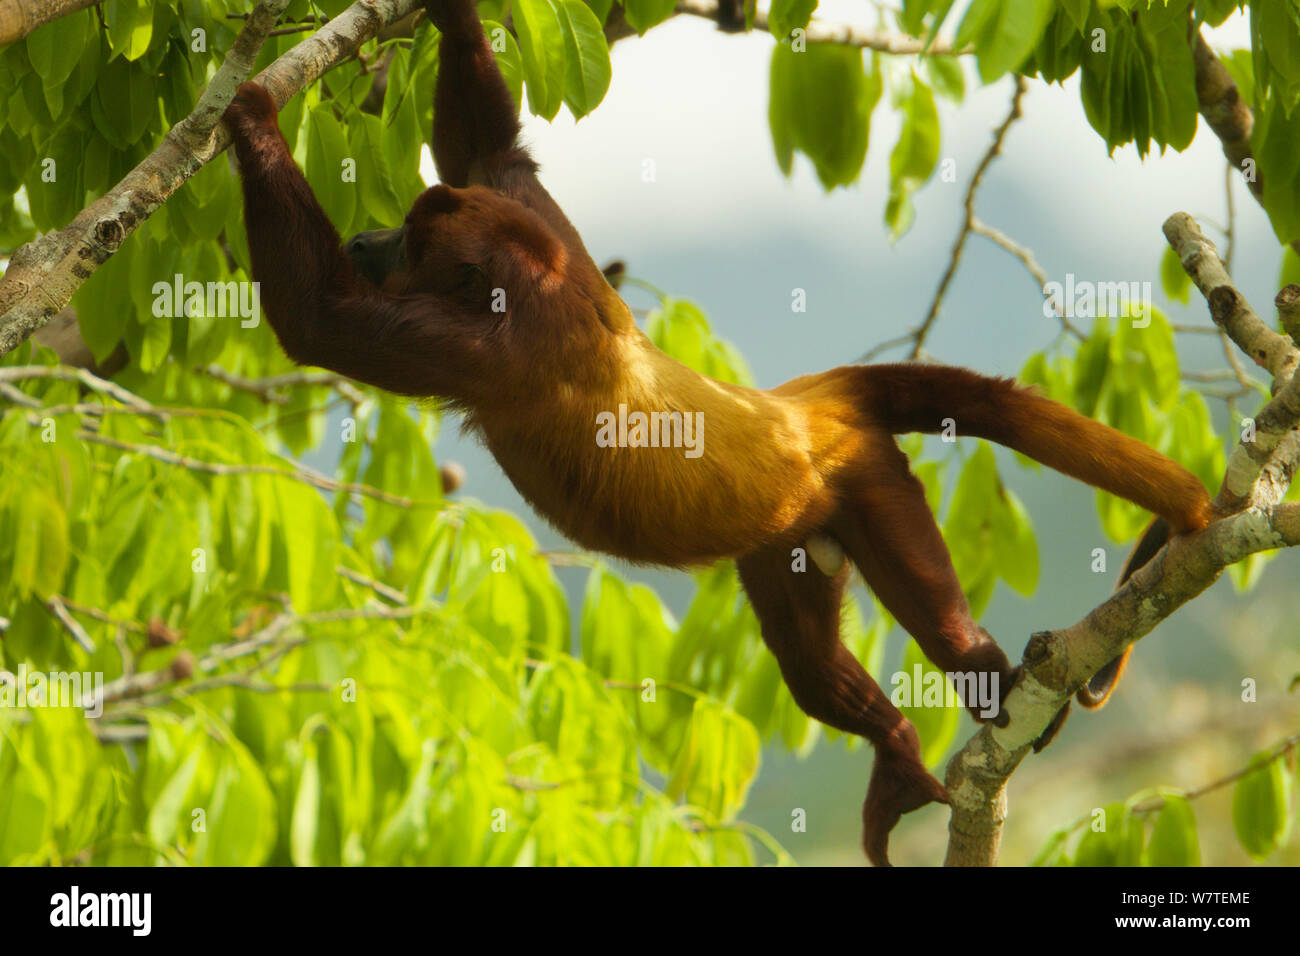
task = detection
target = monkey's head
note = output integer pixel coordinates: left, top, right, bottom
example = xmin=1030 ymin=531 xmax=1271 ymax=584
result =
xmin=345 ymin=184 xmax=568 ymax=309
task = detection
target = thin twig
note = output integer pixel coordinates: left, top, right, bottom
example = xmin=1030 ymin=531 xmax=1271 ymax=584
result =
xmin=860 ymin=77 xmax=1028 ymax=363
xmin=201 ymin=364 xmax=367 ymax=406
xmin=0 ymin=365 xmax=156 ymax=413
xmin=45 ymin=596 xmax=96 ymax=653
xmin=50 ymin=595 xmax=147 ymax=635
xmin=970 ymin=218 xmax=1082 ymax=339
xmin=73 ymin=430 xmax=427 ymax=509
xmin=336 ymin=565 xmax=408 ymax=604
xmin=674 ymin=0 xmax=970 ymax=55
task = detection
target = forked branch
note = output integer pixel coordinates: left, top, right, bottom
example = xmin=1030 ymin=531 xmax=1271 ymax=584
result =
xmin=943 ymin=212 xmax=1300 ymax=866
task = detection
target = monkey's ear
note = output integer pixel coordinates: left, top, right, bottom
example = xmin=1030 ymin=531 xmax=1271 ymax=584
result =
xmin=497 ymin=207 xmax=566 ymax=287
xmin=601 ymin=259 xmax=627 ymax=290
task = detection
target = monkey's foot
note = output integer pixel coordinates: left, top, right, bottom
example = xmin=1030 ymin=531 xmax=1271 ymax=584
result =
xmin=861 ymin=723 xmax=949 ymax=867
xmin=950 ymin=628 xmax=1017 ymax=728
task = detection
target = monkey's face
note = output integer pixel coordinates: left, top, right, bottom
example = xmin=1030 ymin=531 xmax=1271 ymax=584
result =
xmin=345 ymin=184 xmax=566 ymax=312
xmin=345 ymin=226 xmax=407 ymax=290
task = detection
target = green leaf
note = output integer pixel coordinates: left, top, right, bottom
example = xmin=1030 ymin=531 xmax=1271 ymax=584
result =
xmin=105 ymin=0 xmax=153 ymax=62
xmin=622 ymin=0 xmax=678 ymax=34
xmin=484 ymin=20 xmax=525 ymax=109
xmin=1219 ymin=48 xmax=1255 ymax=110
xmin=1031 ymin=827 xmax=1072 ymax=866
xmin=8 ymin=487 xmax=69 ymax=597
xmin=768 ymin=0 xmax=818 ymax=39
xmin=351 ymin=112 xmax=410 ymax=229
xmin=1137 ymin=0 xmax=1198 ymax=152
xmin=646 ymin=299 xmax=754 ymax=385
xmin=27 ymin=10 xmax=88 ymax=87
xmin=196 ymin=744 xmax=278 ymax=866
xmin=957 ymin=0 xmax=1055 ymax=83
xmin=0 ymin=737 xmax=51 ymax=864
xmin=924 ymin=56 xmax=966 ymax=102
xmin=1060 ymin=0 xmax=1090 ymax=33
xmin=886 ymin=73 xmax=940 ymax=238
xmin=145 ymin=741 xmax=203 ymax=849
xmin=514 ymin=0 xmax=567 ymax=120
xmin=124 ymin=308 xmax=172 ymax=373
xmin=306 ymin=105 xmax=357 ymax=232
xmin=943 ymin=443 xmax=998 ymax=588
xmin=1280 ymin=247 xmax=1300 ymax=290
xmin=665 ymin=699 xmax=761 ymax=822
xmin=1231 ymin=752 xmax=1292 ymax=860
xmin=1072 ymin=316 xmax=1111 ymax=417
xmin=556 ymin=0 xmax=612 ymax=118
xmin=373 ymin=738 xmax=437 ymax=861
xmin=290 ymin=743 xmax=322 ymax=866
xmin=1160 ymin=244 xmax=1191 ymax=303
xmin=1074 ymin=802 xmax=1143 ymax=866
xmin=1254 ymin=88 xmax=1300 ymax=244
xmin=1145 ymin=793 xmax=1200 ymax=866
xmin=768 ymin=42 xmax=881 ymax=190
xmin=990 ymin=488 xmax=1039 ymax=595
xmin=896 ymin=640 xmax=962 ymax=766
xmin=95 ymin=55 xmax=155 ymax=145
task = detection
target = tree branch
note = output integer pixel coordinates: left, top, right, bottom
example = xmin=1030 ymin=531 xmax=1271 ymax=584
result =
xmin=860 ymin=77 xmax=1037 ymax=363
xmin=672 ymin=0 xmax=970 ymax=55
xmin=0 ymin=0 xmax=422 ymax=358
xmin=943 ymin=212 xmax=1300 ymax=866
xmin=0 ymin=0 xmax=99 ymax=46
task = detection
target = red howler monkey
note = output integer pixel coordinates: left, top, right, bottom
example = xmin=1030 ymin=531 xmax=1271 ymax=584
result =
xmin=222 ymin=0 xmax=1213 ymax=865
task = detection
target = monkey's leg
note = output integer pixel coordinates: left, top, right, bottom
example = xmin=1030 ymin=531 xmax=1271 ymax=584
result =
xmin=830 ymin=440 xmax=1017 ymax=723
xmin=737 ymin=545 xmax=948 ymax=866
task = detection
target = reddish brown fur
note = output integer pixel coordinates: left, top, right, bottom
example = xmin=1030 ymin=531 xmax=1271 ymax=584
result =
xmin=223 ymin=0 xmax=1213 ymax=865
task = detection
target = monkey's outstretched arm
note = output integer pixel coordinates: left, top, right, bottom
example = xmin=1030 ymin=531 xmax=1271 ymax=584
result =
xmin=224 ymin=83 xmax=491 ymax=399
xmin=426 ymin=0 xmax=523 ymax=188
xmin=425 ymin=0 xmax=597 ymax=263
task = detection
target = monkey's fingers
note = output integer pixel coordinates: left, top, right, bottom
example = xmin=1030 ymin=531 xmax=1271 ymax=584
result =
xmin=224 ymin=81 xmax=278 ymax=131
xmin=423 ymin=0 xmax=482 ymax=39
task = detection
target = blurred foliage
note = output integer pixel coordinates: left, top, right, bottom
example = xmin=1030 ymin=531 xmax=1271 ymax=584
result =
xmin=1032 ymin=743 xmax=1299 ymax=866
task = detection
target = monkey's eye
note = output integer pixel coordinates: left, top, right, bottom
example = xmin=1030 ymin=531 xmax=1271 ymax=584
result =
xmin=452 ymin=263 xmax=491 ymax=306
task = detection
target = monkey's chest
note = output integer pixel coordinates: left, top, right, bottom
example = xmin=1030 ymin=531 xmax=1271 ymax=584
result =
xmin=481 ymin=420 xmax=824 ymax=567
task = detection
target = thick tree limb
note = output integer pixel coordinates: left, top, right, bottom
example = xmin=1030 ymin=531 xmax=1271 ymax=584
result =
xmin=945 ymin=501 xmax=1300 ymax=866
xmin=1192 ymin=29 xmax=1259 ymax=201
xmin=1164 ymin=213 xmax=1300 ymax=510
xmin=0 ymin=0 xmax=422 ymax=358
xmin=0 ymin=0 xmax=98 ymax=46
xmin=943 ymin=213 xmax=1300 ymax=867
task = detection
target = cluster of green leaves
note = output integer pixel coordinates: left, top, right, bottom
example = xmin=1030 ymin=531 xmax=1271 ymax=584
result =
xmin=0 ymin=0 xmax=612 ymax=375
xmin=1034 ymin=744 xmax=1297 ymax=865
xmin=1250 ymin=1 xmax=1300 ymax=244
xmin=1036 ymin=791 xmax=1205 ymax=866
xmin=0 ymin=1 xmax=241 ymax=241
xmin=767 ymin=40 xmax=955 ymax=237
xmin=0 ymin=323 xmax=792 ymax=864
xmin=1073 ymin=1 xmax=1199 ymax=156
xmin=769 ymin=0 xmax=1300 ymax=253
xmin=899 ymin=1 xmax=1207 ymax=158
xmin=480 ymin=0 xmax=611 ymax=120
